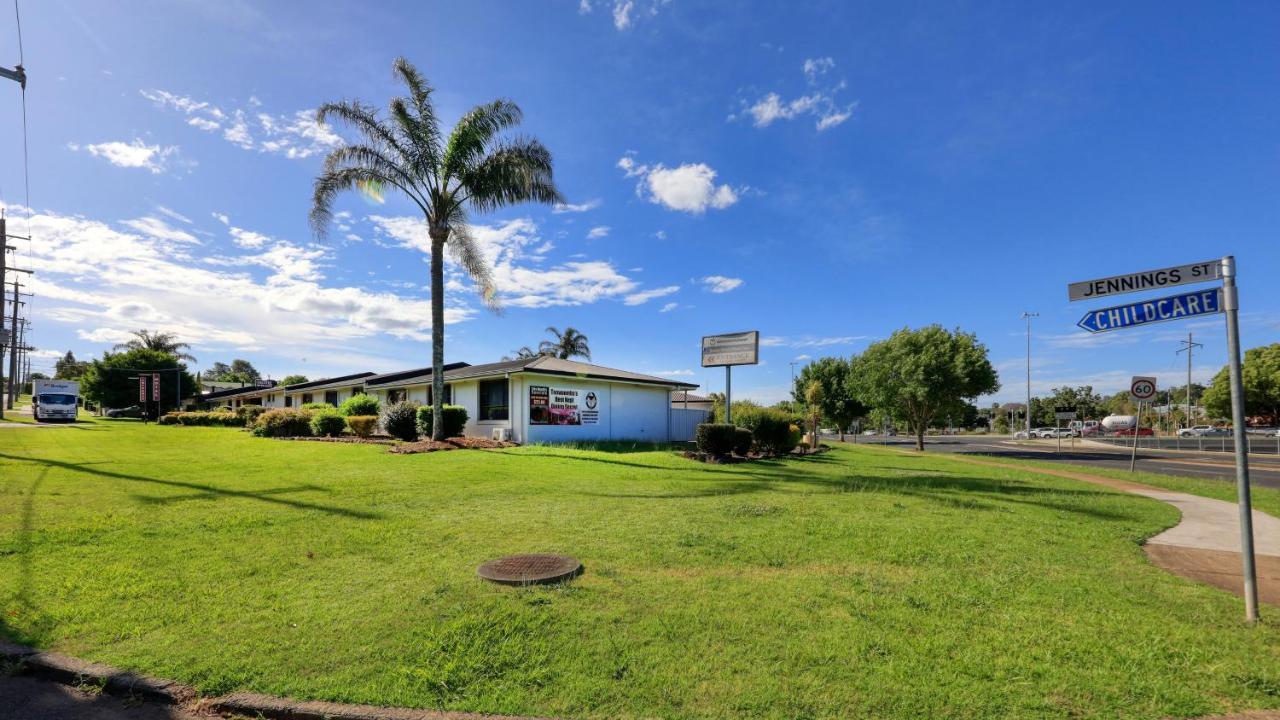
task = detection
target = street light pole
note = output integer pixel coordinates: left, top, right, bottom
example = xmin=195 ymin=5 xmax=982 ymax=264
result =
xmin=1022 ymin=312 xmax=1038 ymax=436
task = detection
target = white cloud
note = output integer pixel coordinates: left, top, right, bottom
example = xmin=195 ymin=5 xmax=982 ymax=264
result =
xmin=552 ymin=199 xmax=602 ymax=214
xmin=760 ymin=335 xmax=871 ymax=348
xmin=620 ymin=156 xmax=740 ymax=214
xmin=659 ymin=302 xmax=679 ymax=313
xmin=735 ymin=58 xmax=856 ymax=132
xmin=701 ymin=275 xmax=743 ymax=293
xmin=229 ymin=226 xmax=272 ymax=249
xmin=212 ymin=212 xmax=230 ymax=225
xmin=653 ymin=369 xmax=694 ymax=377
xmin=579 ymin=0 xmax=663 ymax=30
xmin=367 ymin=215 xmax=641 ymax=308
xmin=624 ymin=285 xmax=679 ymax=306
xmin=154 ymin=206 xmax=192 ymax=224
xmin=654 ymin=230 xmax=667 ymax=240
xmin=121 ymin=216 xmax=200 ymax=245
xmin=68 ymin=139 xmax=180 ymax=173
xmin=613 ymin=0 xmax=634 ymax=29
xmin=141 ymin=88 xmax=342 ymax=159
xmin=794 ymin=354 xmax=812 ymax=361
xmin=586 ymin=225 xmax=611 ymax=240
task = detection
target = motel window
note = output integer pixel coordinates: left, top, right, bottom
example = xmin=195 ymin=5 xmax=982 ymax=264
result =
xmin=285 ymin=396 xmax=292 ymax=408
xmin=387 ymin=389 xmax=406 ymax=404
xmin=302 ymin=393 xmax=313 ymax=404
xmin=427 ymin=384 xmax=452 ymax=406
xmin=325 ymin=390 xmax=339 ymax=406
xmin=479 ymin=379 xmax=509 ymax=421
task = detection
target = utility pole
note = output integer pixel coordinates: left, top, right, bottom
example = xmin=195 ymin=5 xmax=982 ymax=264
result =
xmin=7 ymin=279 xmax=33 ymax=409
xmin=1177 ymin=332 xmax=1203 ymax=429
xmin=1022 ymin=312 xmax=1038 ymax=436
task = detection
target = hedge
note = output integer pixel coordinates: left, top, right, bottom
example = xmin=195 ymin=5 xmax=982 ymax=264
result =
xmin=381 ymin=401 xmax=419 ymax=441
xmin=732 ymin=427 xmax=754 ymax=456
xmin=339 ymin=393 xmax=379 ymax=417
xmin=158 ymin=410 xmax=243 ymax=427
xmin=252 ymin=408 xmax=313 ymax=438
xmin=695 ymin=423 xmax=737 ymax=456
xmin=417 ymin=404 xmax=468 ymax=438
xmin=346 ymin=415 xmax=378 ymax=438
xmin=735 ymin=406 xmax=803 ymax=456
xmin=300 ymin=402 xmax=333 ymax=412
xmin=236 ymin=405 xmax=269 ymax=424
xmin=310 ymin=409 xmax=346 ymax=437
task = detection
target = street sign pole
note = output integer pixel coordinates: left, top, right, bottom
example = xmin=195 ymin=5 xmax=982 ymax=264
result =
xmin=1221 ymin=255 xmax=1258 ymax=622
xmin=725 ymin=365 xmax=731 ymax=425
xmin=1129 ymin=401 xmax=1141 ymax=473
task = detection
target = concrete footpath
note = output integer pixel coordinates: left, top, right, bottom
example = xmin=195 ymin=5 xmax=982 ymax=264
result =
xmin=949 ymin=454 xmax=1280 ymax=605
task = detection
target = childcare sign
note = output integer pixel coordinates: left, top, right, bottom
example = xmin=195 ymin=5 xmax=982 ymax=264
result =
xmin=529 ymin=385 xmax=600 ymax=426
xmin=1075 ymin=288 xmax=1222 ymax=333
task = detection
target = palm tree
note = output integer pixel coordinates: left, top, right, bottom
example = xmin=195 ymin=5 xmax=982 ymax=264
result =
xmin=112 ymin=330 xmax=196 ymax=362
xmin=539 ymin=326 xmax=590 ymax=360
xmin=503 ymin=346 xmax=540 ymax=361
xmin=311 ymin=57 xmax=563 ymax=439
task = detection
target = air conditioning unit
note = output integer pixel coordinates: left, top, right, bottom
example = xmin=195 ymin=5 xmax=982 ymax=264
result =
xmin=491 ymin=427 xmax=512 ymax=441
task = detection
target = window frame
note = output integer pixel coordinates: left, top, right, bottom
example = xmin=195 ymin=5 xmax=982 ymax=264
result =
xmin=478 ymin=379 xmax=509 ymax=421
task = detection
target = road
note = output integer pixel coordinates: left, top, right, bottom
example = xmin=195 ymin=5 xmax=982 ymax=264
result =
xmin=827 ymin=433 xmax=1280 ymax=490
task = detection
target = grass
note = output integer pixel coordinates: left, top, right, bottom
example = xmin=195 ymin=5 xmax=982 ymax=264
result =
xmin=1 ymin=423 xmax=1279 ymax=719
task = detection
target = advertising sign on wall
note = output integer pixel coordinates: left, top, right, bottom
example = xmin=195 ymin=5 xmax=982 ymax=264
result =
xmin=529 ymin=385 xmax=600 ymax=425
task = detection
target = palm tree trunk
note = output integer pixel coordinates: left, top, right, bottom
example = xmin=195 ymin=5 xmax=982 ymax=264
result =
xmin=429 ymin=226 xmax=448 ymax=441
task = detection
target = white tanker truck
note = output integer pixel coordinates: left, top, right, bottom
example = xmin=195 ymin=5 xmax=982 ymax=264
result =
xmin=1101 ymin=415 xmax=1138 ymax=432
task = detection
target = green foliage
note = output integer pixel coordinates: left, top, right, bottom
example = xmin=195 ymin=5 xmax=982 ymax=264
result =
xmin=203 ymin=359 xmax=261 ymax=384
xmin=280 ymin=374 xmax=310 ymax=387
xmin=80 ymin=348 xmax=198 ymax=413
xmin=158 ymin=410 xmax=243 ymax=427
xmin=1031 ymin=386 xmax=1104 ymax=425
xmin=695 ymin=423 xmax=737 ymax=456
xmin=538 ymin=326 xmax=590 ymax=360
xmin=381 ymin=401 xmax=420 ymax=441
xmin=235 ymin=406 xmax=269 ymax=424
xmin=417 ymin=404 xmax=468 ymax=438
xmin=711 ymin=398 xmax=761 ymax=424
xmin=252 ymin=408 xmax=314 ymax=438
xmin=310 ymin=409 xmax=347 ymax=438
xmin=732 ymin=427 xmax=753 ymax=456
xmin=1204 ymin=344 xmax=1280 ymax=423
xmin=737 ymin=408 xmax=802 ymax=456
xmin=301 ymin=402 xmax=333 ymax=411
xmin=792 ymin=357 xmax=866 ymax=436
xmin=852 ymin=325 xmax=999 ymax=450
xmin=54 ymin=351 xmax=89 ymax=380
xmin=340 ymin=393 xmax=380 ymax=418
xmin=346 ymin=415 xmax=379 ymax=438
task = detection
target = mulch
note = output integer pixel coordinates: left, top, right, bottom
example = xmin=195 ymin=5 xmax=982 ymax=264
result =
xmin=272 ymin=436 xmax=397 ymax=445
xmin=388 ymin=437 xmax=518 ymax=454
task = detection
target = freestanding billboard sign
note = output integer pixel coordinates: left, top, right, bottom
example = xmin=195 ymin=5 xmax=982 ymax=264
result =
xmin=701 ymin=331 xmax=759 ymax=423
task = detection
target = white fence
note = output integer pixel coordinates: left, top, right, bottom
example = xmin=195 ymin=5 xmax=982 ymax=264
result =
xmin=670 ymin=407 xmax=711 ymax=442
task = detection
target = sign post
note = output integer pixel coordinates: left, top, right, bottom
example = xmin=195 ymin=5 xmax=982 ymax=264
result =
xmin=1054 ymin=406 xmax=1077 ymax=453
xmin=1068 ymin=257 xmax=1257 ymax=622
xmin=1129 ymin=376 xmax=1156 ymax=472
xmin=701 ymin=331 xmax=759 ymax=424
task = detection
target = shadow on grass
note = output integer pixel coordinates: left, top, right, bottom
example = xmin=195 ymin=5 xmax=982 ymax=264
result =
xmin=0 ymin=452 xmax=380 ymax=520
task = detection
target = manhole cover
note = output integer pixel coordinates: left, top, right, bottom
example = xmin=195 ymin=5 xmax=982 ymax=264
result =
xmin=477 ymin=553 xmax=583 ymax=586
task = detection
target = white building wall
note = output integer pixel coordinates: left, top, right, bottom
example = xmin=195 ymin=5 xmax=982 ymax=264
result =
xmin=520 ymin=374 xmax=670 ymax=444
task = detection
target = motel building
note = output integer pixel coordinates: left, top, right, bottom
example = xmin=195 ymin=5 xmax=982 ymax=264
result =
xmin=202 ymin=356 xmax=703 ymax=443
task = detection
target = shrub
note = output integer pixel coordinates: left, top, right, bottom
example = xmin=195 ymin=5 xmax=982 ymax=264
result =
xmin=310 ymin=409 xmax=346 ymax=438
xmin=159 ymin=411 xmax=243 ymax=427
xmin=235 ymin=405 xmax=268 ymax=424
xmin=381 ymin=401 xmax=419 ymax=441
xmin=346 ymin=415 xmax=378 ymax=438
xmin=339 ymin=393 xmax=379 ymax=418
xmin=301 ymin=402 xmax=333 ymax=412
xmin=738 ymin=407 xmax=803 ymax=456
xmin=732 ymin=427 xmax=753 ymax=456
xmin=417 ymin=404 xmax=469 ymax=438
xmin=252 ymin=408 xmax=313 ymax=438
xmin=695 ymin=423 xmax=737 ymax=456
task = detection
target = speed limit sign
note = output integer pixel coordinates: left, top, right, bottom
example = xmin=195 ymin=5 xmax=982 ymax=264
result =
xmin=1130 ymin=376 xmax=1157 ymax=403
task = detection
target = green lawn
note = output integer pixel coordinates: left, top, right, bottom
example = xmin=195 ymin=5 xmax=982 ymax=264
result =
xmin=2 ymin=423 xmax=1278 ymax=719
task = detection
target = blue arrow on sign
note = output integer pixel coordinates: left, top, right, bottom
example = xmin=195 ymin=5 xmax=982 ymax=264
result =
xmin=1077 ymin=288 xmax=1223 ymax=333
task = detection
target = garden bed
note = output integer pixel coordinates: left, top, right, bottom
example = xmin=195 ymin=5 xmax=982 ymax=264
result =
xmin=388 ymin=437 xmax=518 ymax=454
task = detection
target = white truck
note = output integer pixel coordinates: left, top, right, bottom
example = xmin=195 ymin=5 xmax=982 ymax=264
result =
xmin=1101 ymin=415 xmax=1137 ymax=432
xmin=32 ymin=379 xmax=80 ymax=422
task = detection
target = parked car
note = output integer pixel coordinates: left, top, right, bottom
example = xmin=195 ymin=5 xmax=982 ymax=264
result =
xmin=1114 ymin=427 xmax=1155 ymax=437
xmin=1013 ymin=430 xmax=1030 ymax=439
xmin=1178 ymin=425 xmax=1214 ymax=437
xmin=1046 ymin=428 xmax=1076 ymax=438
xmin=1030 ymin=427 xmax=1057 ymax=438
xmin=106 ymin=405 xmax=143 ymax=418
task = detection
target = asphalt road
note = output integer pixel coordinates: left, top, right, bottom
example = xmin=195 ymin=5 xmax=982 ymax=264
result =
xmin=828 ymin=433 xmax=1280 ymax=490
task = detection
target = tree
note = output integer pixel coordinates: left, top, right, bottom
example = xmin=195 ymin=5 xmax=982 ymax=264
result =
xmin=81 ymin=349 xmax=198 ymax=414
xmin=852 ymin=325 xmax=999 ymax=451
xmin=804 ymin=381 xmax=824 ymax=449
xmin=54 ymin=351 xmax=89 ymax=380
xmin=311 ymin=57 xmax=563 ymax=439
xmin=791 ymin=356 xmax=866 ymax=441
xmin=503 ymin=346 xmax=540 ymax=361
xmin=112 ymin=330 xmax=196 ymax=362
xmin=1031 ymin=385 xmax=1104 ymax=426
xmin=1203 ymin=343 xmax=1280 ymax=424
xmin=203 ymin=359 xmax=261 ymax=384
xmin=1104 ymin=391 xmax=1135 ymax=417
xmin=280 ymin=374 xmax=309 ymax=387
xmin=539 ymin=327 xmax=590 ymax=360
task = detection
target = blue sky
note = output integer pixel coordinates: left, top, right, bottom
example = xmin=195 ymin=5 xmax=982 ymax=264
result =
xmin=1 ymin=1 xmax=1277 ymax=404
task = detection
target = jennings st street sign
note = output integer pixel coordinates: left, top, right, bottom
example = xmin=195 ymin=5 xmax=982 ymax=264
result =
xmin=1076 ymin=288 xmax=1222 ymax=334
xmin=701 ymin=331 xmax=759 ymax=367
xmin=1067 ymin=259 xmax=1221 ymax=302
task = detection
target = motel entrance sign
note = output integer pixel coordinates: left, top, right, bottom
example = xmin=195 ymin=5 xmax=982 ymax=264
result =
xmin=701 ymin=331 xmax=759 ymax=423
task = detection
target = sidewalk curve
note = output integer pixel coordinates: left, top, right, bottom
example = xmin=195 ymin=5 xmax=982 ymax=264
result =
xmin=942 ymin=455 xmax=1280 ymax=605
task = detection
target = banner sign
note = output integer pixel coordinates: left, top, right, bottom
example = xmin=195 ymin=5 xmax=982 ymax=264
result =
xmin=701 ymin=331 xmax=759 ymax=367
xmin=152 ymin=373 xmax=161 ymax=402
xmin=529 ymin=385 xmax=600 ymax=426
xmin=139 ymin=377 xmax=146 ymax=402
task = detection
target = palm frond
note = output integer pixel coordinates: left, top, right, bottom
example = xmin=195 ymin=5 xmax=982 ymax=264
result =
xmin=310 ymin=166 xmax=399 ymax=238
xmin=462 ymin=137 xmax=564 ymax=213
xmin=442 ymin=99 xmax=524 ymax=178
xmin=315 ymin=100 xmax=413 ymax=169
xmin=447 ymin=223 xmax=501 ymax=312
xmin=392 ymin=57 xmax=442 ymax=152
